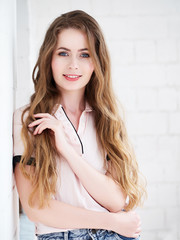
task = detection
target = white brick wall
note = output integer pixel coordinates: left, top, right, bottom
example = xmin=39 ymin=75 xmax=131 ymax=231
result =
xmin=16 ymin=0 xmax=180 ymax=239
xmin=135 ymin=41 xmax=156 ymax=63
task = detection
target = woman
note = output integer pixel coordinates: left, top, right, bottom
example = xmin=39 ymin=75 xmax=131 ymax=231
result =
xmin=13 ymin=10 xmax=146 ymax=240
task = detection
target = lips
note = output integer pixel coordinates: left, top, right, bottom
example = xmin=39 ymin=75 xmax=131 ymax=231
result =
xmin=63 ymin=74 xmax=82 ymax=81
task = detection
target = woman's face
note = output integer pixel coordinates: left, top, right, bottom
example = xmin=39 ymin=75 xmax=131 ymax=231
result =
xmin=51 ymin=28 xmax=94 ymax=94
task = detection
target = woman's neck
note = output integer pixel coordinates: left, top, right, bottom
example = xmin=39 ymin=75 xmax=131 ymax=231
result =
xmin=60 ymin=90 xmax=85 ymax=114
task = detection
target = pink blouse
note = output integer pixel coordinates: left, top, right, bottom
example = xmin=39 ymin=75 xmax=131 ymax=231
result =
xmin=13 ymin=102 xmax=108 ymax=235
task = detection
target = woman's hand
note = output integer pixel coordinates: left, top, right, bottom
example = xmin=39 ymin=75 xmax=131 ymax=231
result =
xmin=28 ymin=113 xmax=72 ymax=156
xmin=111 ymin=210 xmax=141 ymax=238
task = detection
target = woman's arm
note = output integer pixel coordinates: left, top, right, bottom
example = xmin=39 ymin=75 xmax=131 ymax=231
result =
xmin=14 ymin=163 xmax=141 ymax=238
xmin=63 ymin=148 xmax=126 ymax=213
xmin=29 ymin=113 xmax=126 ymax=212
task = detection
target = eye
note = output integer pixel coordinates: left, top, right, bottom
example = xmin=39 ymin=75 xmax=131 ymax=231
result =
xmin=81 ymin=53 xmax=90 ymax=58
xmin=58 ymin=52 xmax=68 ymax=56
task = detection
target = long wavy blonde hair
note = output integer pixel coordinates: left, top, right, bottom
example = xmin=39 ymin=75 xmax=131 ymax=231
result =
xmin=20 ymin=10 xmax=146 ymax=210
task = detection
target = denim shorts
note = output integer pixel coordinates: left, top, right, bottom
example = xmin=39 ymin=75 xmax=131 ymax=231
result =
xmin=36 ymin=229 xmax=140 ymax=240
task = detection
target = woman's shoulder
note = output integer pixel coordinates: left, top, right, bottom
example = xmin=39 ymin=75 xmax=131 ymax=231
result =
xmin=14 ymin=104 xmax=30 ymax=124
xmin=14 ymin=104 xmax=30 ymax=114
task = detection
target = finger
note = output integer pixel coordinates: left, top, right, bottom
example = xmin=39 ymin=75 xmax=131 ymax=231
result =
xmin=34 ymin=122 xmax=54 ymax=135
xmin=133 ymin=233 xmax=140 ymax=239
xmin=28 ymin=118 xmax=46 ymax=127
xmin=33 ymin=122 xmax=49 ymax=135
xmin=37 ymin=122 xmax=51 ymax=134
xmin=33 ymin=113 xmax=54 ymax=119
xmin=135 ymin=227 xmax=142 ymax=234
xmin=33 ymin=124 xmax=42 ymax=135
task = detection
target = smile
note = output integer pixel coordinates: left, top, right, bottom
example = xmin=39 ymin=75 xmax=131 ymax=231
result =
xmin=63 ymin=74 xmax=82 ymax=81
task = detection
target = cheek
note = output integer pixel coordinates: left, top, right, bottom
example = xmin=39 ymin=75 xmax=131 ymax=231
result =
xmin=51 ymin=59 xmax=60 ymax=76
xmin=87 ymin=62 xmax=94 ymax=75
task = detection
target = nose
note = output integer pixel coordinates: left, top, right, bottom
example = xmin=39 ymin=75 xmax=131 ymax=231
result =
xmin=68 ymin=56 xmax=78 ymax=70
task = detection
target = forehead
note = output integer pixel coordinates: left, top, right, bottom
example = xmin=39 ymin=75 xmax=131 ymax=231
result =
xmin=56 ymin=28 xmax=89 ymax=49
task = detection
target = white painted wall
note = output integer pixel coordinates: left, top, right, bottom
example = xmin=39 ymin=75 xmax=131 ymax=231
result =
xmin=16 ymin=0 xmax=180 ymax=239
xmin=16 ymin=0 xmax=32 ymax=108
xmin=0 ymin=0 xmax=19 ymax=239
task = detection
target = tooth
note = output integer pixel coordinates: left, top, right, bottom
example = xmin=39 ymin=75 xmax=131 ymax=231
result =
xmin=67 ymin=75 xmax=79 ymax=78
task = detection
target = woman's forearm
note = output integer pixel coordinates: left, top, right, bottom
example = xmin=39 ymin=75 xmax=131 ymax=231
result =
xmin=15 ymin=164 xmax=110 ymax=230
xmin=25 ymin=197 xmax=140 ymax=238
xmin=63 ymin=148 xmax=126 ymax=213
xmin=29 ymin=199 xmax=111 ymax=230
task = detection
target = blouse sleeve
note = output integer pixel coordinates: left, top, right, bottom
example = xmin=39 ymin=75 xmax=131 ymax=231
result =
xmin=13 ymin=108 xmax=25 ymax=157
xmin=13 ymin=106 xmax=34 ymax=170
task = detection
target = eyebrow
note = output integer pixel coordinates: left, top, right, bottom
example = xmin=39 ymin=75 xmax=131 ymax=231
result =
xmin=57 ymin=47 xmax=89 ymax=52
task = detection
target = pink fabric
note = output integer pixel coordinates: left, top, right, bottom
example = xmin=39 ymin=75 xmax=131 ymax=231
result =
xmin=13 ymin=103 xmax=108 ymax=234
